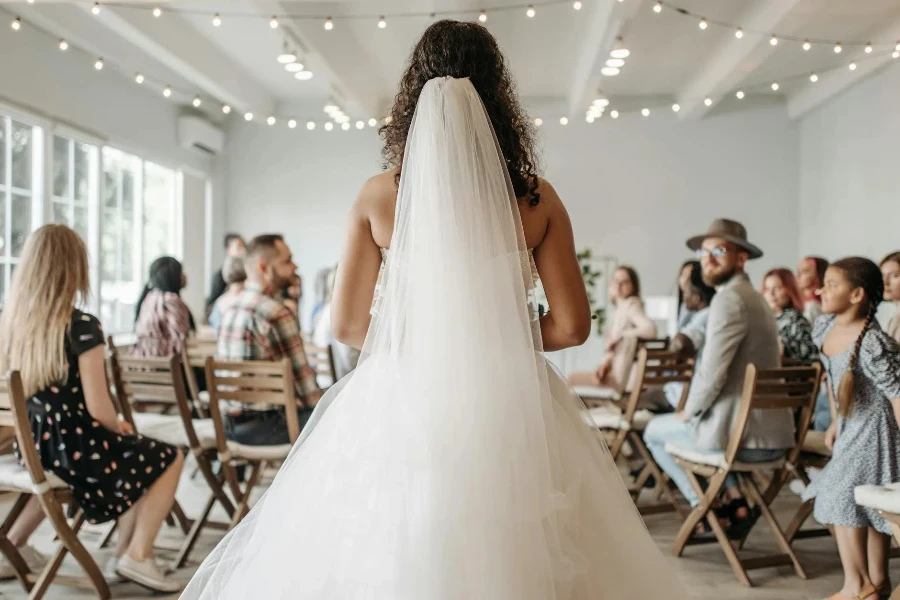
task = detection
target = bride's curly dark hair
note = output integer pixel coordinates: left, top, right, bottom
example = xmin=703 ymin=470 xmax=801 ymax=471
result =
xmin=380 ymin=20 xmax=541 ymax=205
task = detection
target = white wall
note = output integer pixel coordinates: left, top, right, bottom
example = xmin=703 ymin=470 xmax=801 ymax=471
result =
xmin=798 ymin=63 xmax=900 ymax=262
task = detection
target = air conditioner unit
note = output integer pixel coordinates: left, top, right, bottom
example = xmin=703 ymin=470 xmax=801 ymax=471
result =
xmin=177 ymin=115 xmax=225 ymax=155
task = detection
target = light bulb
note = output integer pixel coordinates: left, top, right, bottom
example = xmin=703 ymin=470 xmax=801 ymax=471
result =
xmin=270 ymin=16 xmax=278 ymax=29
xmin=192 ymin=96 xmax=201 ymax=107
xmin=770 ymin=82 xmax=779 ymax=91
xmin=526 ymin=5 xmax=535 ymax=18
xmin=368 ymin=118 xmax=377 ymax=127
xmin=769 ymin=35 xmax=778 ymax=46
xmin=834 ymin=42 xmax=842 ymax=53
xmin=307 ymin=121 xmax=316 ymax=130
xmin=698 ymin=18 xmax=707 ymax=30
xmin=324 ymin=17 xmax=333 ymax=30
xmin=163 ymin=86 xmax=172 ymax=97
xmin=896 ymin=42 xmax=900 ymax=52
xmin=704 ymin=97 xmax=712 ymax=107
xmin=600 ymin=67 xmax=620 ymax=76
xmin=586 ymin=115 xmax=594 ymax=123
xmin=277 ymin=52 xmax=297 ymax=64
xmin=894 ymin=51 xmax=900 ymax=59
xmin=479 ymin=11 xmax=487 ymax=22
xmin=356 ymin=121 xmax=364 ymax=129
xmin=573 ymin=1 xmax=582 ymax=10
xmin=288 ymin=119 xmax=297 ymax=129
xmin=91 ymin=3 xmax=100 ymax=15
xmin=285 ymin=63 xmax=304 ymax=72
xmin=534 ymin=118 xmax=543 ymax=126
xmin=267 ymin=116 xmax=276 ymax=126
xmin=671 ymin=103 xmax=680 ymax=112
xmin=736 ymin=90 xmax=744 ymax=99
xmin=653 ymin=2 xmax=662 ymax=13
xmin=802 ymin=40 xmax=811 ymax=51
xmin=59 ymin=39 xmax=68 ymax=51
xmin=735 ymin=28 xmax=743 ymax=39
xmin=559 ymin=117 xmax=568 ymax=125
xmin=378 ymin=16 xmax=387 ymax=28
xmin=26 ymin=0 xmax=33 ymax=3
xmin=152 ymin=7 xmax=161 ymax=17
xmin=849 ymin=62 xmax=857 ymax=71
xmin=810 ymin=73 xmax=818 ymax=82
xmin=212 ymin=13 xmax=221 ymax=27
xmin=11 ymin=17 xmax=20 ymax=30
xmin=610 ymin=110 xmax=619 ymax=119
xmin=94 ymin=58 xmax=104 ymax=70
xmin=341 ymin=122 xmax=350 ymax=131
xmin=592 ymin=97 xmax=609 ymax=107
xmin=610 ymin=38 xmax=630 ymax=58
xmin=222 ymin=104 xmax=231 ymax=114
xmin=865 ymin=43 xmax=873 ymax=54
xmin=135 ymin=73 xmax=144 ymax=84
xmin=641 ymin=108 xmax=650 ymax=117
xmin=295 ymin=71 xmax=313 ymax=80
xmin=606 ymin=58 xmax=625 ymax=67
xmin=244 ymin=112 xmax=253 ymax=121
xmin=324 ymin=122 xmax=333 ymax=131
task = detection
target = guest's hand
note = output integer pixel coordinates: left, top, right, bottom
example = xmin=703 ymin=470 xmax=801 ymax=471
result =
xmin=606 ymin=336 xmax=621 ymax=352
xmin=674 ymin=411 xmax=689 ymax=423
xmin=824 ymin=423 xmax=837 ymax=451
xmin=283 ymin=299 xmax=299 ymax=317
xmin=118 ymin=421 xmax=134 ymax=436
xmin=595 ymin=361 xmax=611 ymax=383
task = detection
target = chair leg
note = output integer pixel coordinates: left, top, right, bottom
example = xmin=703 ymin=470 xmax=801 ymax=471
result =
xmin=196 ymin=453 xmax=236 ymax=517
xmin=740 ymin=473 xmax=807 ymax=580
xmin=32 ymin=507 xmax=110 ymax=600
xmin=672 ymin=468 xmax=722 ymax=557
xmin=170 ymin=500 xmax=192 ymax=534
xmin=630 ymin=433 xmax=685 ymax=519
xmin=172 ymin=492 xmax=216 ymax=570
xmin=607 ymin=430 xmax=628 ymax=460
xmin=97 ymin=520 xmax=117 ymax=549
xmin=785 ymin=499 xmax=817 ymax=543
xmin=0 ymin=533 xmax=33 ymax=592
xmin=228 ymin=461 xmax=265 ymax=530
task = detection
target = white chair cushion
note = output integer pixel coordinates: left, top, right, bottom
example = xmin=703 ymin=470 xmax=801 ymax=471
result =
xmin=664 ymin=442 xmax=786 ymax=472
xmin=855 ymin=483 xmax=900 ymax=514
xmin=226 ymin=441 xmax=293 ymax=461
xmin=583 ymin=407 xmax=656 ymax=431
xmin=134 ymin=413 xmax=216 ymax=450
xmin=573 ymin=385 xmax=621 ymax=401
xmin=0 ymin=454 xmax=67 ymax=493
xmin=802 ymin=430 xmax=831 ymax=457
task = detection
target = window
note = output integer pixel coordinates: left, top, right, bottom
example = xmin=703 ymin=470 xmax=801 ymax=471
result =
xmin=99 ymin=148 xmax=180 ymax=333
xmin=51 ymin=135 xmax=98 ymax=243
xmin=0 ymin=115 xmax=42 ymax=305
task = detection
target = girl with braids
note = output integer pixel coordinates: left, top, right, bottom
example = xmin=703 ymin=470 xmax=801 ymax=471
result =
xmin=802 ymin=257 xmax=900 ymax=600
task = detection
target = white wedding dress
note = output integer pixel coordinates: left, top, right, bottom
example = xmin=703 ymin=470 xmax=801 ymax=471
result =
xmin=182 ymin=78 xmax=690 ymax=599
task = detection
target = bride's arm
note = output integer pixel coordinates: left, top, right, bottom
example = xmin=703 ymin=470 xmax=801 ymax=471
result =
xmin=331 ymin=180 xmax=383 ymax=350
xmin=532 ymin=181 xmax=592 ymax=351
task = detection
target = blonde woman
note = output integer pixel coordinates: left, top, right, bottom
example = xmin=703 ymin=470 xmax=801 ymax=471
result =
xmin=0 ymin=225 xmax=184 ymax=592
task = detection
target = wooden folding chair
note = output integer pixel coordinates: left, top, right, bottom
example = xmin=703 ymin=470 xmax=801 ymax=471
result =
xmin=0 ymin=371 xmax=110 ymax=599
xmin=784 ymin=429 xmax=832 ymax=544
xmin=204 ymin=357 xmax=300 ymax=529
xmin=584 ymin=348 xmax=694 ymax=519
xmin=182 ymin=337 xmax=219 ymax=418
xmin=304 ymin=341 xmax=337 ymax=388
xmin=668 ymin=363 xmax=821 ymax=586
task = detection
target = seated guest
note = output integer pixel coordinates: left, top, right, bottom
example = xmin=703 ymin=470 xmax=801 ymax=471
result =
xmin=313 ymin=267 xmax=361 ymax=380
xmin=208 ymin=255 xmax=246 ymax=331
xmin=676 ymin=259 xmax=699 ymax=331
xmin=797 ymin=256 xmax=829 ymax=323
xmin=0 ymin=225 xmax=184 ymax=592
xmin=217 ymin=234 xmax=322 ymax=446
xmin=205 ymin=233 xmax=245 ymax=316
xmin=569 ymin=266 xmax=657 ymax=392
xmin=761 ymin=268 xmax=817 ymax=364
xmin=881 ymin=252 xmax=900 ymax=343
xmin=281 ymin=273 xmax=303 ymax=319
xmin=644 ymin=219 xmax=790 ymax=538
xmin=134 ymin=256 xmax=194 ymax=357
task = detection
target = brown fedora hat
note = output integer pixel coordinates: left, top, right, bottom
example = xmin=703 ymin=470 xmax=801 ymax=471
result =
xmin=686 ymin=218 xmax=763 ymax=260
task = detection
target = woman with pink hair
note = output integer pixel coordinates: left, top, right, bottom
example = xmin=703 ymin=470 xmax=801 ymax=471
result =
xmin=762 ymin=267 xmax=817 ymax=364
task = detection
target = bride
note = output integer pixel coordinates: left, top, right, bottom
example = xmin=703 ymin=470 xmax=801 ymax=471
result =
xmin=183 ymin=20 xmax=689 ymax=599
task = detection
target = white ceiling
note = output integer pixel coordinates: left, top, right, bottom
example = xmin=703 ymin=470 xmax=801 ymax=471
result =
xmin=5 ymin=0 xmax=900 ymax=123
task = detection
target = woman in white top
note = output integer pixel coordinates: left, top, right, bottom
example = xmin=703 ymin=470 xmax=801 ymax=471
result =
xmin=881 ymin=252 xmax=900 ymax=344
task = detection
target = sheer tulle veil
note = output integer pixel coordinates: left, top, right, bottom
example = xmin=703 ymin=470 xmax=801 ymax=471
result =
xmin=180 ymin=77 xmax=689 ymax=599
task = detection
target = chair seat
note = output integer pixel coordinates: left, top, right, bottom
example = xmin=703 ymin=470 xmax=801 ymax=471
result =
xmin=134 ymin=413 xmax=216 ymax=450
xmin=665 ymin=442 xmax=786 ymax=472
xmin=573 ymin=385 xmax=621 ymax=401
xmin=226 ymin=441 xmax=293 ymax=461
xmin=801 ymin=430 xmax=831 ymax=457
xmin=855 ymin=482 xmax=900 ymax=514
xmin=583 ymin=407 xmax=655 ymax=431
xmin=0 ymin=454 xmax=67 ymax=493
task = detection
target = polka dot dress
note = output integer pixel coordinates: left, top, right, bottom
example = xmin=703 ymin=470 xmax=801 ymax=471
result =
xmin=14 ymin=310 xmax=178 ymax=525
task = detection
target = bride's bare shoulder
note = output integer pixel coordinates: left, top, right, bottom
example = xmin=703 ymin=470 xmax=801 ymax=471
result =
xmin=520 ymin=178 xmax=566 ymax=248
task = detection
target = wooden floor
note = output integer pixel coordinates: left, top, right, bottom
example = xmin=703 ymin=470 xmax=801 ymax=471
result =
xmin=0 ymin=463 xmax=893 ymax=599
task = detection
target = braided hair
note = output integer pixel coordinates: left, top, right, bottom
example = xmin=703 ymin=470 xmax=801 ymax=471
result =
xmin=832 ymin=257 xmax=884 ymax=417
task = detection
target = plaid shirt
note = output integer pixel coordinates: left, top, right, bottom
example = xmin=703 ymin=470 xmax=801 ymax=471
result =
xmin=217 ymin=283 xmax=319 ymax=412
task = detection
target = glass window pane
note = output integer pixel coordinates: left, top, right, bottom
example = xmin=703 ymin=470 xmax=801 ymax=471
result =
xmin=0 ymin=119 xmax=7 ymax=185
xmin=74 ymin=143 xmax=91 ymax=201
xmin=53 ymin=136 xmax=70 ymax=198
xmin=52 ymin=201 xmax=72 ymax=226
xmin=11 ymin=122 xmax=32 ymax=190
xmin=120 ymin=214 xmax=134 ymax=281
xmin=101 ymin=208 xmax=118 ymax=281
xmin=73 ymin=205 xmax=88 ymax=239
xmin=0 ymin=198 xmax=6 ymax=260
xmin=143 ymin=162 xmax=175 ymax=275
xmin=10 ymin=193 xmax=32 ymax=257
xmin=122 ymin=169 xmax=134 ymax=213
xmin=0 ymin=265 xmax=6 ymax=306
xmin=103 ymin=169 xmax=117 ymax=208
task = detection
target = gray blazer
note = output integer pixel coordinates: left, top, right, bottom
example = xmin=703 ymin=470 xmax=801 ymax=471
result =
xmin=683 ymin=273 xmax=793 ymax=450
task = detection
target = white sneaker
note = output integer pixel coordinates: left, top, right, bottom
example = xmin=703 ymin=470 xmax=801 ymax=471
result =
xmin=0 ymin=544 xmax=48 ymax=580
xmin=789 ymin=479 xmax=807 ymax=495
xmin=102 ymin=556 xmax=123 ymax=582
xmin=115 ymin=555 xmax=182 ymax=593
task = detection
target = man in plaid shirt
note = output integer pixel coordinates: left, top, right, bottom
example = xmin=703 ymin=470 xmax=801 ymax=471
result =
xmin=217 ymin=234 xmax=321 ymax=446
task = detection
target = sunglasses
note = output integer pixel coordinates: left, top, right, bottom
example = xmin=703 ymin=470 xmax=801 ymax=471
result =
xmin=695 ymin=247 xmax=728 ymax=259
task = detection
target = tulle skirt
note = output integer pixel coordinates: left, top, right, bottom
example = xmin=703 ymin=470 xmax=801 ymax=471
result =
xmin=181 ymin=354 xmax=690 ymax=600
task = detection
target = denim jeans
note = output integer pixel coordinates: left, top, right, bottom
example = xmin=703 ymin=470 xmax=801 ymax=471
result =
xmin=225 ymin=407 xmax=314 ymax=446
xmin=812 ymin=387 xmax=833 ymax=431
xmin=643 ymin=414 xmax=785 ymax=507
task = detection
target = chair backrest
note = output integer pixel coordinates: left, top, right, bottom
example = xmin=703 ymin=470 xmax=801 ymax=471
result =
xmin=194 ymin=326 xmax=217 ymax=342
xmin=204 ymin=357 xmax=299 ymax=448
xmin=304 ymin=342 xmax=337 ymax=386
xmin=638 ymin=337 xmax=671 ymax=352
xmin=181 ymin=337 xmax=218 ymax=415
xmin=107 ymin=340 xmax=177 ymax=426
xmin=0 ymin=371 xmax=53 ymax=491
xmin=723 ymin=363 xmax=822 ymax=467
xmin=620 ymin=348 xmax=695 ymax=422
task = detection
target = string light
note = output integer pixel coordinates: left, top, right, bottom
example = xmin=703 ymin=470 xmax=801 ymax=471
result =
xmin=641 ymin=108 xmax=650 ymax=116
xmin=324 ymin=17 xmax=333 ymax=30
xmin=222 ymin=104 xmax=231 ymax=114
xmin=559 ymin=117 xmax=568 ymax=125
xmin=671 ymin=103 xmax=680 ymax=112
xmin=378 ymin=16 xmax=387 ymax=28
xmin=896 ymin=42 xmax=900 ymax=52
xmin=94 ymin=58 xmax=104 ymax=70
xmin=704 ymin=97 xmax=712 ymax=107
xmin=592 ymin=97 xmax=609 ymax=107
xmin=270 ymin=16 xmax=278 ymax=28
xmin=894 ymin=51 xmax=900 ymax=59
xmin=653 ymin=2 xmax=662 ymax=13
xmin=354 ymin=120 xmax=363 ymax=129
xmin=802 ymin=40 xmax=811 ymax=51
xmin=287 ymin=119 xmax=296 ymax=129
xmin=91 ymin=3 xmax=100 ymax=15
xmin=585 ymin=115 xmax=594 ymax=123
xmin=277 ymin=47 xmax=297 ymax=64
xmin=734 ymin=28 xmax=742 ymax=39
xmin=295 ymin=71 xmax=314 ymax=80
xmin=526 ymin=5 xmax=535 ymax=18
xmin=324 ymin=122 xmax=333 ymax=131
xmin=865 ymin=43 xmax=873 ymax=54
xmin=134 ymin=73 xmax=144 ymax=84
xmin=770 ymin=82 xmax=779 ymax=91
xmin=479 ymin=10 xmax=487 ymax=22
xmin=534 ymin=118 xmax=543 ymax=126
xmin=307 ymin=121 xmax=316 ymax=130
xmin=26 ymin=0 xmax=33 ymax=4
xmin=736 ymin=90 xmax=744 ymax=99
xmin=809 ymin=73 xmax=818 ymax=82
xmin=833 ymin=42 xmax=842 ymax=53
xmin=285 ymin=63 xmax=304 ymax=72
xmin=10 ymin=17 xmax=20 ymax=31
xmin=244 ymin=112 xmax=253 ymax=121
xmin=769 ymin=35 xmax=778 ymax=46
xmin=192 ymin=96 xmax=201 ymax=107
xmin=606 ymin=58 xmax=625 ymax=68
xmin=849 ymin=61 xmax=857 ymax=71
xmin=610 ymin=110 xmax=619 ymax=119
xmin=162 ymin=86 xmax=172 ymax=97
xmin=58 ymin=39 xmax=68 ymax=51
xmin=601 ymin=67 xmax=620 ymax=76
xmin=152 ymin=7 xmax=161 ymax=17
xmin=212 ymin=13 xmax=222 ymax=27
xmin=573 ymin=0 xmax=582 ymax=10
xmin=698 ymin=18 xmax=707 ymax=30
xmin=610 ymin=37 xmax=630 ymax=58
xmin=368 ymin=118 xmax=377 ymax=127
xmin=267 ymin=116 xmax=276 ymax=125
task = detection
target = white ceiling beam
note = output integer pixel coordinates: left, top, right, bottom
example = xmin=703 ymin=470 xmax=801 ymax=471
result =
xmin=676 ymin=0 xmax=804 ymax=120
xmin=567 ymin=0 xmax=644 ymax=117
xmin=787 ymin=20 xmax=900 ymax=119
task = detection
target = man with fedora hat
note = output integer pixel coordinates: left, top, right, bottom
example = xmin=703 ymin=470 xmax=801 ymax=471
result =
xmin=644 ymin=218 xmax=793 ymax=537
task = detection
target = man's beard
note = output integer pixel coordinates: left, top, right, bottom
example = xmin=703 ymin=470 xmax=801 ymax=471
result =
xmin=703 ymin=264 xmax=739 ymax=287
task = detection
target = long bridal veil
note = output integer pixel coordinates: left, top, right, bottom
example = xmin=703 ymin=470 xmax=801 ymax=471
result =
xmin=181 ymin=77 xmax=689 ymax=599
